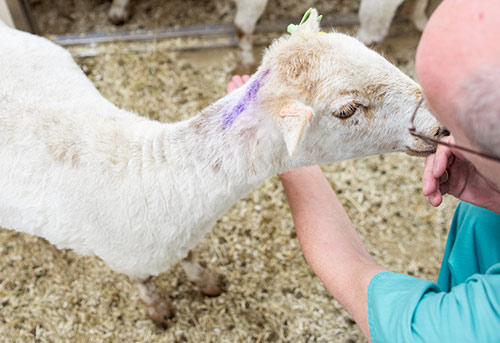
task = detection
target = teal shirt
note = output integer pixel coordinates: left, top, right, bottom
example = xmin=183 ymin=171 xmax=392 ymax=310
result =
xmin=368 ymin=202 xmax=500 ymax=343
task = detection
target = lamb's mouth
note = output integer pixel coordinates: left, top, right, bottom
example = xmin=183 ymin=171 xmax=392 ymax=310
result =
xmin=405 ymin=146 xmax=437 ymax=157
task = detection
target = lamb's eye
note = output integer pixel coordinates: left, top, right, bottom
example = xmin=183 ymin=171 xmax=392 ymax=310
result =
xmin=333 ymin=103 xmax=359 ymax=119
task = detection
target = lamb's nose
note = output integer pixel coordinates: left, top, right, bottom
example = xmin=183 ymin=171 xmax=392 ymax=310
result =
xmin=434 ymin=126 xmax=450 ymax=138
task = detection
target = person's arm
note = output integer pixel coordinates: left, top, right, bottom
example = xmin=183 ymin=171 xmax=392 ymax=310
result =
xmin=281 ymin=167 xmax=500 ymax=342
xmin=277 ymin=118 xmax=500 ymax=343
xmin=280 ymin=165 xmax=386 ymax=339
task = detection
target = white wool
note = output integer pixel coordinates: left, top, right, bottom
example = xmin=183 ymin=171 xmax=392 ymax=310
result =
xmin=0 ymin=10 xmax=440 ymax=280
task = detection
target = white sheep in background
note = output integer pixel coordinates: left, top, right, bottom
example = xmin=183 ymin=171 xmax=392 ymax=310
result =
xmin=108 ymin=0 xmax=267 ymax=74
xmin=233 ymin=0 xmax=268 ymax=74
xmin=0 ymin=9 xmax=444 ymax=328
xmin=233 ymin=0 xmax=431 ymax=69
xmin=357 ymin=0 xmax=429 ymax=45
xmin=108 ymin=0 xmax=131 ymax=23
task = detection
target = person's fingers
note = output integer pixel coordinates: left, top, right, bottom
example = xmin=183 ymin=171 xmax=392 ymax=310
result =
xmin=233 ymin=74 xmax=244 ymax=87
xmin=440 ymin=135 xmax=468 ymax=162
xmin=422 ymin=153 xmax=437 ymax=196
xmin=432 ymin=143 xmax=453 ymax=179
xmin=427 ymin=142 xmax=457 ymax=206
xmin=424 ymin=158 xmax=443 ymax=206
xmin=226 ymin=82 xmax=237 ymax=94
xmin=427 ymin=188 xmax=443 ymax=207
xmin=227 ymin=75 xmax=251 ymax=94
xmin=423 ymin=150 xmax=450 ymax=206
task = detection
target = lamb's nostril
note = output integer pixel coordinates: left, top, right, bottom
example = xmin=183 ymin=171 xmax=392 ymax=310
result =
xmin=435 ymin=127 xmax=450 ymax=137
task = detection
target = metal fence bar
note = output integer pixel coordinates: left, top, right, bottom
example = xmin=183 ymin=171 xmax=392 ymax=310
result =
xmin=52 ymin=14 xmax=359 ymax=46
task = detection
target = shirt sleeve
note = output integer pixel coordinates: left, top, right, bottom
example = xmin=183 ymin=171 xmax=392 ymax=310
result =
xmin=368 ymin=268 xmax=500 ymax=343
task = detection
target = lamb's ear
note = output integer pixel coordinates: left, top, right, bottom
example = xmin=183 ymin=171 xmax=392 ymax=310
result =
xmin=287 ymin=8 xmax=322 ymax=35
xmin=278 ymin=104 xmax=314 ymax=157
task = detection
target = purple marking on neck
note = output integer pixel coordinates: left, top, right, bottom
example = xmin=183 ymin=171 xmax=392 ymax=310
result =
xmin=222 ymin=69 xmax=270 ymax=128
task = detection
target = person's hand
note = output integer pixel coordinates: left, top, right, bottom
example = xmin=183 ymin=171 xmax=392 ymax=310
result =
xmin=226 ymin=74 xmax=250 ymax=94
xmin=422 ymin=135 xmax=500 ymax=211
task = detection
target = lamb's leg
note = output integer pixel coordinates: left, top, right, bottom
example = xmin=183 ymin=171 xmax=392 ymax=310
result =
xmin=133 ymin=276 xmax=175 ymax=329
xmin=411 ymin=0 xmax=429 ymax=31
xmin=233 ymin=0 xmax=268 ymax=75
xmin=108 ymin=0 xmax=130 ymax=25
xmin=180 ymin=251 xmax=224 ymax=296
xmin=357 ymin=0 xmax=405 ymax=45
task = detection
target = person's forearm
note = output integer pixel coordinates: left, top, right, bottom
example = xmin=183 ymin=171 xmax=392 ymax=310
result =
xmin=280 ymin=166 xmax=386 ymax=339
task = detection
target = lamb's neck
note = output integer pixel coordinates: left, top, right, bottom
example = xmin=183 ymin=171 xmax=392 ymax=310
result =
xmin=161 ymin=72 xmax=288 ymax=207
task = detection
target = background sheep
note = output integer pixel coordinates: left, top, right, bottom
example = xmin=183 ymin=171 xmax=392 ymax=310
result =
xmin=357 ymin=0 xmax=429 ymax=45
xmin=107 ymin=0 xmax=267 ymax=74
xmin=106 ymin=0 xmax=431 ymax=73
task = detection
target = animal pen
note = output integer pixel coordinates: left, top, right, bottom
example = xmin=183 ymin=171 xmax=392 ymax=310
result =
xmin=0 ymin=1 xmax=454 ymax=342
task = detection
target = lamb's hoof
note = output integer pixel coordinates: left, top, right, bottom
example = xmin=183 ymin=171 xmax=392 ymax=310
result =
xmin=108 ymin=7 xmax=129 ymax=25
xmin=233 ymin=62 xmax=256 ymax=76
xmin=146 ymin=299 xmax=175 ymax=329
xmin=195 ymin=271 xmax=225 ymax=297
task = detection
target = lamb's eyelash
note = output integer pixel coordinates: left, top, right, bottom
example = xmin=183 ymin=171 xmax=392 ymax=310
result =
xmin=333 ymin=103 xmax=360 ymax=119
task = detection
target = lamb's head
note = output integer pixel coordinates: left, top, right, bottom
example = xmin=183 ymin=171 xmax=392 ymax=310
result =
xmin=257 ymin=9 xmax=446 ymax=165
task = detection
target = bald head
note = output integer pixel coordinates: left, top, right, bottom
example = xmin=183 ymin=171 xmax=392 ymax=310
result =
xmin=416 ymin=0 xmax=500 ymax=187
xmin=416 ymin=0 xmax=500 ymax=125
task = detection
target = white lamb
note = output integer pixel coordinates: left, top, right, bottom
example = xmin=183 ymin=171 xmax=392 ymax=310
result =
xmin=0 ymin=9 xmax=444 ymax=327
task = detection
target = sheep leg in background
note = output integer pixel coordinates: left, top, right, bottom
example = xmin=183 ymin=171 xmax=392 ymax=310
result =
xmin=180 ymin=251 xmax=224 ymax=296
xmin=133 ymin=276 xmax=175 ymax=329
xmin=233 ymin=0 xmax=268 ymax=75
xmin=357 ymin=0 xmax=405 ymax=45
xmin=108 ymin=0 xmax=130 ymax=25
xmin=411 ymin=0 xmax=429 ymax=31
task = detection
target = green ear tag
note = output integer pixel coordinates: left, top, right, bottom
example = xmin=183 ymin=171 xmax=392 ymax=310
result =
xmin=287 ymin=8 xmax=323 ymax=34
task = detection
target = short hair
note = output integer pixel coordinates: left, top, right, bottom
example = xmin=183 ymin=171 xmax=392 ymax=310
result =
xmin=454 ymin=66 xmax=500 ymax=159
